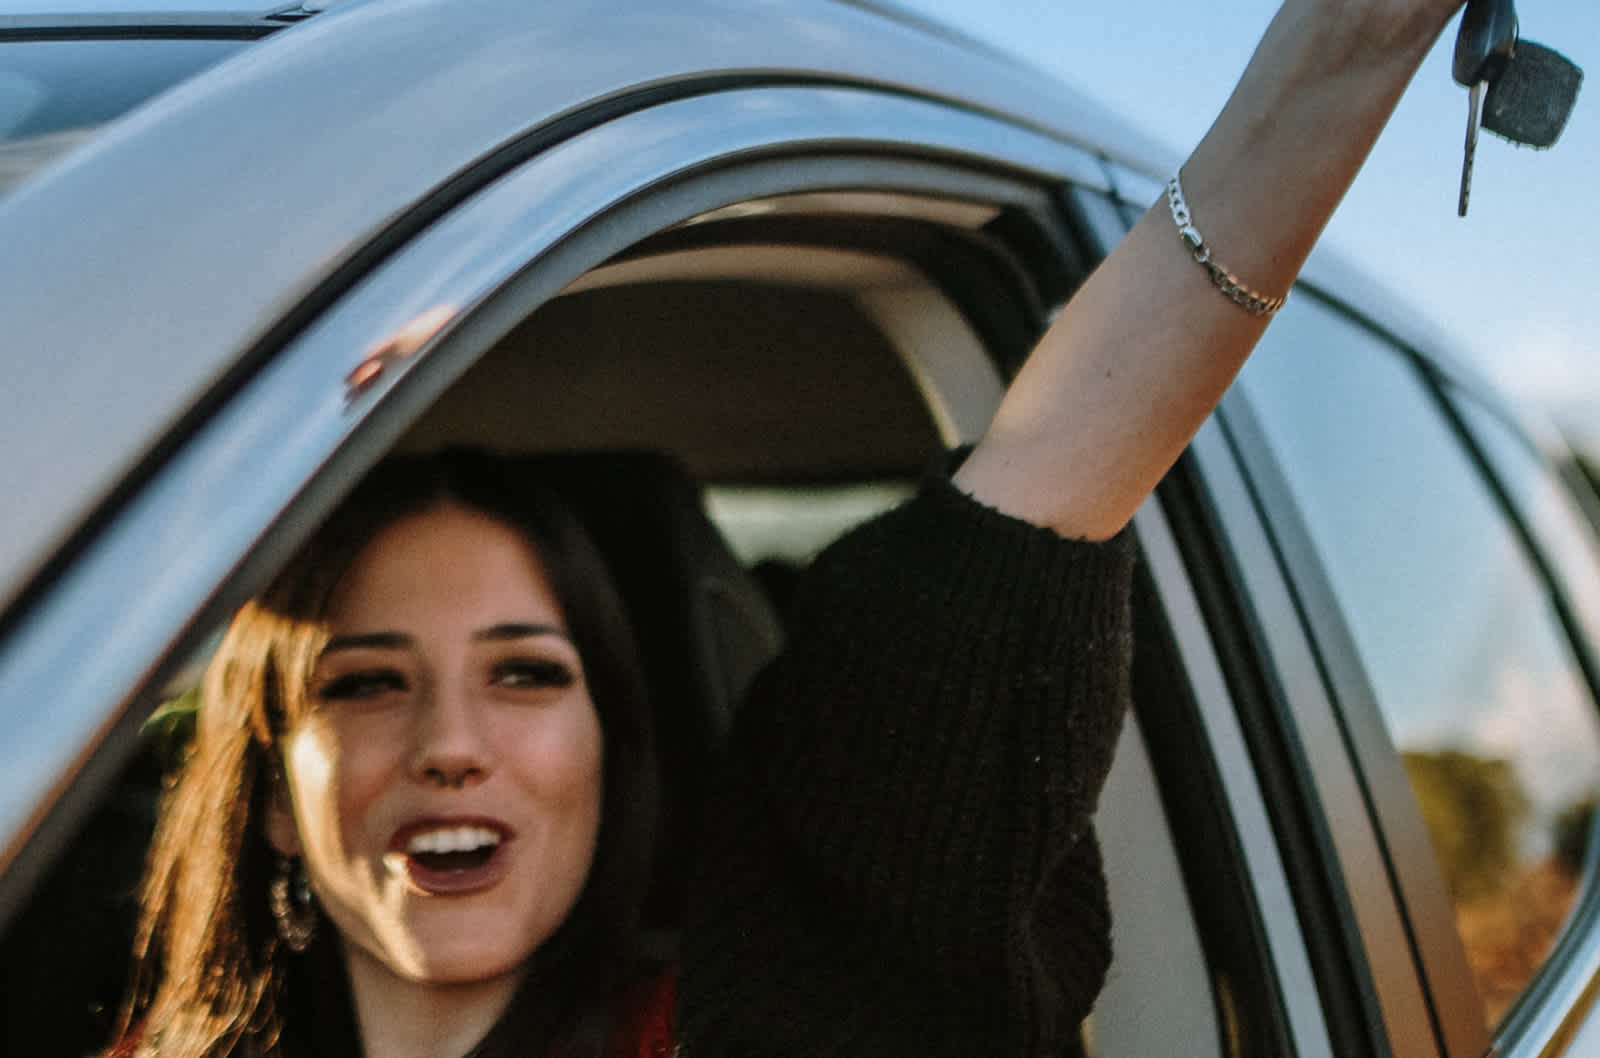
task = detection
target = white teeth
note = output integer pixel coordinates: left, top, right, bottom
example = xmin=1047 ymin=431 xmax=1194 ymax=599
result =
xmin=406 ymin=826 xmax=501 ymax=855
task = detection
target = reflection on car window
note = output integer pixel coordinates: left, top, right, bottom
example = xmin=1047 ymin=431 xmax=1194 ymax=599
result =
xmin=0 ymin=38 xmax=249 ymax=198
xmin=1452 ymin=392 xmax=1600 ymax=657
xmin=1238 ymin=296 xmax=1600 ymax=1029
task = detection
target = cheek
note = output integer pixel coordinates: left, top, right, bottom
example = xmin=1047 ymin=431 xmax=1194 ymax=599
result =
xmin=508 ymin=698 xmax=605 ymax=809
xmin=282 ymin=715 xmax=399 ymax=855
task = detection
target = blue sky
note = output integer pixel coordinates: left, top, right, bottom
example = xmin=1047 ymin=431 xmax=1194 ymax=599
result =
xmin=900 ymin=1 xmax=1600 ymax=454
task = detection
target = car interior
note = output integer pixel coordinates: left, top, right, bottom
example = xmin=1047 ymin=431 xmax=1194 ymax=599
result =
xmin=0 ymin=189 xmax=1226 ymax=1057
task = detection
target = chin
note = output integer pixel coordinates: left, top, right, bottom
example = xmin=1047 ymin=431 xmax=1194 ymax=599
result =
xmin=392 ymin=940 xmax=532 ymax=987
xmin=396 ymin=918 xmax=559 ymax=986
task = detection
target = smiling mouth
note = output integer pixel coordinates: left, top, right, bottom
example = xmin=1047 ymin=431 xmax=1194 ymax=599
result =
xmin=391 ymin=822 xmax=510 ymax=894
xmin=407 ymin=825 xmax=501 ymax=872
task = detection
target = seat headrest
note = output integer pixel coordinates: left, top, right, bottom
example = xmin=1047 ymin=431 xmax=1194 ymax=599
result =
xmin=518 ymin=450 xmax=784 ymax=927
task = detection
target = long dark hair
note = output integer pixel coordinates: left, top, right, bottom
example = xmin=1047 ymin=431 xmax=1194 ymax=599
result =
xmin=118 ymin=449 xmax=659 ymax=1058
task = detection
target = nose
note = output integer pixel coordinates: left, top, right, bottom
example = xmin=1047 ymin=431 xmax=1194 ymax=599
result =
xmin=406 ymin=678 xmax=490 ymax=790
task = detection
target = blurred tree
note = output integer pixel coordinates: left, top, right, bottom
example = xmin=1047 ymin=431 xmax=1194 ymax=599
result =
xmin=1554 ymin=794 xmax=1597 ymax=875
xmin=1404 ymin=749 xmax=1529 ymax=902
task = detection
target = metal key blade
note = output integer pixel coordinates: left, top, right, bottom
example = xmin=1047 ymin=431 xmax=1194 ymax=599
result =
xmin=1459 ymin=79 xmax=1485 ymax=217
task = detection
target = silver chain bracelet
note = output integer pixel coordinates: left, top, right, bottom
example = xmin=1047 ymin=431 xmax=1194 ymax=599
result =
xmin=1165 ymin=174 xmax=1286 ymax=318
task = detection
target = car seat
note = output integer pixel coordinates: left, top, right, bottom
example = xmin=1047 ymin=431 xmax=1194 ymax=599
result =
xmin=518 ymin=449 xmax=786 ymax=936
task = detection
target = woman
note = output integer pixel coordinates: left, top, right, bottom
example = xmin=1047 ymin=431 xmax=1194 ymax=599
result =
xmin=122 ymin=456 xmax=661 ymax=1058
xmin=117 ymin=1 xmax=1469 ymax=1055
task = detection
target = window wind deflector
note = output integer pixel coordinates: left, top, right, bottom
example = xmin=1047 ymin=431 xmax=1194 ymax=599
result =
xmin=267 ymin=0 xmax=350 ymax=20
xmin=0 ymin=15 xmax=285 ymax=39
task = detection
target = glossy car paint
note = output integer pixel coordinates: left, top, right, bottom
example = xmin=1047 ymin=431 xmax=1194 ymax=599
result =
xmin=0 ymin=0 xmax=1156 ymax=620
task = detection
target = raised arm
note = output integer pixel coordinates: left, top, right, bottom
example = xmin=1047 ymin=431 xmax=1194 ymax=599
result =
xmin=955 ymin=0 xmax=1467 ymax=540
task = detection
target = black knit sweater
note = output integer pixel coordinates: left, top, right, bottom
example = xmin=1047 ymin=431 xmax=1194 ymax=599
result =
xmin=679 ymin=471 xmax=1137 ymax=1057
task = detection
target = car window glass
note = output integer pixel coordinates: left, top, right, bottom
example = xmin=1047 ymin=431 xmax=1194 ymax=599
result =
xmin=0 ymin=38 xmax=248 ymax=198
xmin=705 ymin=482 xmax=914 ymax=565
xmin=1451 ymin=393 xmax=1600 ymax=654
xmin=1237 ymin=296 xmax=1600 ymax=1029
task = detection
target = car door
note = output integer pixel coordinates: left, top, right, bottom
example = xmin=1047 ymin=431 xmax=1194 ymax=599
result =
xmin=0 ymin=3 xmax=1260 ymax=1056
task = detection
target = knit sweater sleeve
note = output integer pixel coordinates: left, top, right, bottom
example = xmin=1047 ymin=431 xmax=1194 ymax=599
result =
xmin=678 ymin=469 xmax=1136 ymax=1058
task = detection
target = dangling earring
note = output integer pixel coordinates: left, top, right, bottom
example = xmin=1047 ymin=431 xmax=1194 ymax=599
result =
xmin=269 ymin=854 xmax=317 ymax=952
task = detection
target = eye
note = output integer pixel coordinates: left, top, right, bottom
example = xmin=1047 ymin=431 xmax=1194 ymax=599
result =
xmin=317 ymin=669 xmax=408 ymax=701
xmin=492 ymin=658 xmax=576 ymax=690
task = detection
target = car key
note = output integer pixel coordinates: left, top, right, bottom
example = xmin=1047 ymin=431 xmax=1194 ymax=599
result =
xmin=1480 ymin=40 xmax=1583 ymax=150
xmin=1458 ymin=79 xmax=1485 ymax=216
xmin=1452 ymin=0 xmax=1583 ymax=216
xmin=1453 ymin=0 xmax=1517 ymax=216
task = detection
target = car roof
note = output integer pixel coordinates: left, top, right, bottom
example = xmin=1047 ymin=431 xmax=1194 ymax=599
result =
xmin=0 ymin=0 xmax=1183 ymax=618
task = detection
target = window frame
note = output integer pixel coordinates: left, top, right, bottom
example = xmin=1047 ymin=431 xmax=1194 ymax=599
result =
xmin=1131 ymin=475 xmax=1334 ymax=1058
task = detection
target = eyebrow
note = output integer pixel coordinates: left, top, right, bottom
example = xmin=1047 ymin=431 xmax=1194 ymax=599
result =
xmin=321 ymin=632 xmax=410 ymax=655
xmin=473 ymin=622 xmax=569 ymax=643
xmin=319 ymin=623 xmax=569 ymax=657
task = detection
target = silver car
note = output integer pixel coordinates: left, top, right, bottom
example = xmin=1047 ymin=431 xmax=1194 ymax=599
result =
xmin=4 ymin=2 xmax=1600 ymax=1056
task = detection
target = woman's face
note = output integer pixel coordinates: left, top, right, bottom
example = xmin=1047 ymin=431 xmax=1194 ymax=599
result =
xmin=266 ymin=503 xmax=604 ymax=990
